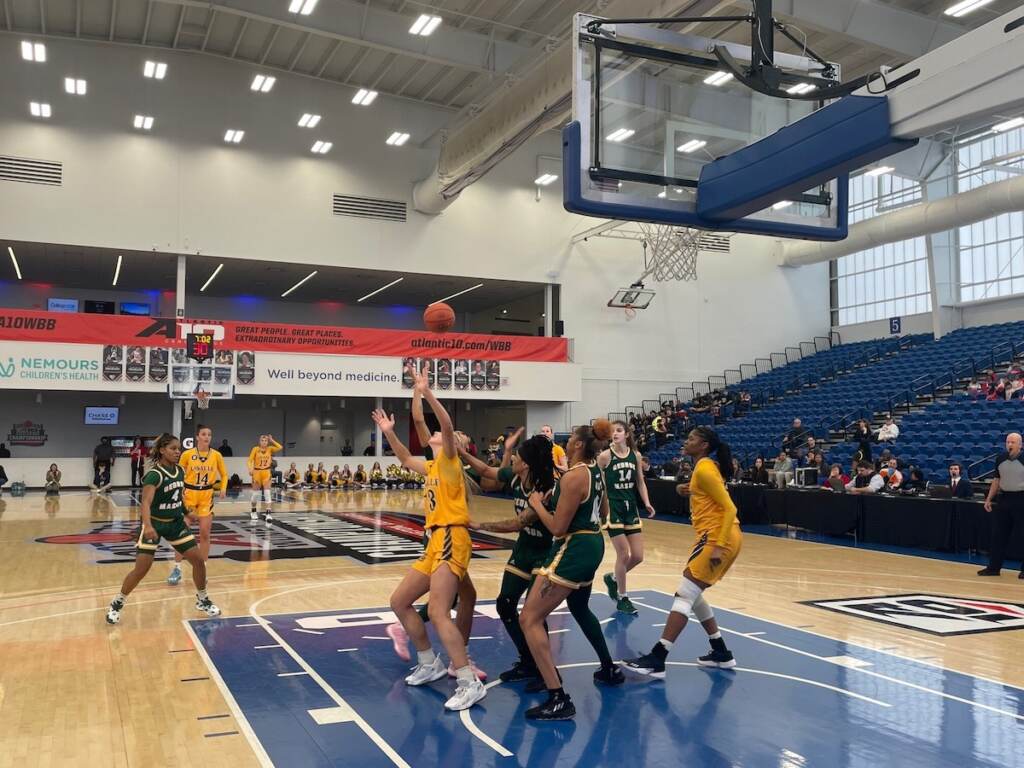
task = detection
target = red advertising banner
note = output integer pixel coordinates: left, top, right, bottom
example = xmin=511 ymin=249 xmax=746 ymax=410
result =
xmin=0 ymin=310 xmax=569 ymax=363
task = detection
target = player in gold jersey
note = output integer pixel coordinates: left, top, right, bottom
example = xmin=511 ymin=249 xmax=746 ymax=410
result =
xmin=168 ymin=424 xmax=227 ymax=585
xmin=622 ymin=425 xmax=741 ymax=679
xmin=371 ymin=365 xmax=486 ymax=712
xmin=248 ymin=434 xmax=281 ymax=524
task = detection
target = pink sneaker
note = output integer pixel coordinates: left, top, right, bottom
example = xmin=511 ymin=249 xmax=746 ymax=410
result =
xmin=447 ymin=659 xmax=488 ymax=682
xmin=385 ymin=622 xmax=410 ymax=662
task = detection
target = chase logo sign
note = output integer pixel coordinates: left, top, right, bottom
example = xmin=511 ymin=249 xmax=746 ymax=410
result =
xmin=806 ymin=593 xmax=1024 ymax=636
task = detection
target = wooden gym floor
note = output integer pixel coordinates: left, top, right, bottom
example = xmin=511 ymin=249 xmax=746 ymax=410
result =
xmin=0 ymin=488 xmax=1021 ymax=767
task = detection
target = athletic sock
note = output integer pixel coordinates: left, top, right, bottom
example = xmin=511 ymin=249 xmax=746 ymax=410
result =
xmin=455 ymin=665 xmax=475 ymax=685
xmin=417 ymin=649 xmax=436 ymax=666
xmin=708 ymin=632 xmax=727 ymax=652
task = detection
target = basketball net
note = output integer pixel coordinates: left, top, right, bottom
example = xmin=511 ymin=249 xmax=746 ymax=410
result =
xmin=639 ymin=225 xmax=700 ymax=282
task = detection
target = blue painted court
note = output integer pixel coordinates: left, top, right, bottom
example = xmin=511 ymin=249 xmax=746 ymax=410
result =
xmin=187 ymin=590 xmax=1024 ymax=768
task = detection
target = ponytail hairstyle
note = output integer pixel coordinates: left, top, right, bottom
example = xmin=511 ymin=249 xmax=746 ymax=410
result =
xmin=692 ymin=425 xmax=734 ymax=481
xmin=573 ymin=418 xmax=613 ymax=463
xmin=611 ymin=420 xmax=635 ymax=450
xmin=516 ymin=435 xmax=556 ymax=494
xmin=148 ymin=432 xmax=179 ymax=466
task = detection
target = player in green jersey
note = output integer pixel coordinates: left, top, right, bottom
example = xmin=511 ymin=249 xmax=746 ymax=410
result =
xmin=463 ymin=432 xmax=556 ymax=688
xmin=519 ymin=419 xmax=625 ymax=721
xmin=599 ymin=420 xmax=656 ymax=615
xmin=106 ymin=433 xmax=220 ymax=625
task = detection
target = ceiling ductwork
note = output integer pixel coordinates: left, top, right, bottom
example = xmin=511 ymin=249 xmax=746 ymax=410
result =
xmin=412 ymin=0 xmax=735 ymax=215
xmin=779 ymin=173 xmax=1024 ymax=267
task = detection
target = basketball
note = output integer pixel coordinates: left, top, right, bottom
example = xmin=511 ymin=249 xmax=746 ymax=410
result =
xmin=423 ymin=302 xmax=455 ymax=333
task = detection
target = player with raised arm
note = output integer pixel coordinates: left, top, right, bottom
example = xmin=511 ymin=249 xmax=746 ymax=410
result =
xmin=371 ymin=367 xmax=486 ymax=711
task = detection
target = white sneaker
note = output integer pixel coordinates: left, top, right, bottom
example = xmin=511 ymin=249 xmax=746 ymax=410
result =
xmin=196 ymin=596 xmax=221 ymax=617
xmin=404 ymin=655 xmax=447 ymax=686
xmin=444 ymin=678 xmax=487 ymax=711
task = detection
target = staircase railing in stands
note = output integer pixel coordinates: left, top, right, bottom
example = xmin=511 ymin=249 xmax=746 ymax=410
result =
xmin=824 ymin=333 xmax=1024 ymax=449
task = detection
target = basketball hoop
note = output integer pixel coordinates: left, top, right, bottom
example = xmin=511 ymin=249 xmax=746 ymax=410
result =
xmin=639 ymin=224 xmax=700 ymax=282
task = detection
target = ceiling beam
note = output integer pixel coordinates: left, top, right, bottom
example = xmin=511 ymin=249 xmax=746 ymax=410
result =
xmin=771 ymin=0 xmax=967 ymax=62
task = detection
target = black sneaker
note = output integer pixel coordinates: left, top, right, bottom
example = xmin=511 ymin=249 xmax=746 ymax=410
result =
xmin=977 ymin=567 xmax=1001 ymax=576
xmin=593 ymin=665 xmax=625 ymax=685
xmin=525 ymin=691 xmax=575 ymax=721
xmin=500 ymin=659 xmax=540 ymax=683
xmin=697 ymin=648 xmax=737 ymax=669
xmin=621 ymin=651 xmax=666 ymax=680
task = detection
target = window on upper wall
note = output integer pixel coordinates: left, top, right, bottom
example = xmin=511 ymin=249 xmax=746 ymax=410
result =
xmin=829 ymin=173 xmax=931 ymax=327
xmin=955 ymin=125 xmax=1024 ymax=303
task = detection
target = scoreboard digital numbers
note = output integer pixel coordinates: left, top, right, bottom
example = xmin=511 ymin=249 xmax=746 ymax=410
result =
xmin=186 ymin=332 xmax=214 ymax=363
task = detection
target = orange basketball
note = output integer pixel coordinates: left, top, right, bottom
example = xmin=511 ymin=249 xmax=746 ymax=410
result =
xmin=423 ymin=302 xmax=455 ymax=333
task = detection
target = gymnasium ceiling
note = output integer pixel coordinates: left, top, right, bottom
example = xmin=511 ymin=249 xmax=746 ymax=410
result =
xmin=2 ymin=0 xmax=1018 ymax=127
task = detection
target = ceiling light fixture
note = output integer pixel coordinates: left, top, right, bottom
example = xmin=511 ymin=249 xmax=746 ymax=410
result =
xmin=311 ymin=140 xmax=333 ymax=154
xmin=409 ymin=14 xmax=442 ymax=36
xmin=298 ymin=113 xmax=321 ymax=128
xmin=865 ymin=165 xmax=895 ymax=177
xmin=358 ymin=277 xmax=404 ymax=302
xmin=944 ymin=0 xmax=995 ymax=17
xmin=677 ymin=139 xmax=707 ymax=153
xmin=200 ymin=263 xmax=224 ymax=292
xmin=133 ymin=115 xmax=154 ymax=130
xmin=281 ymin=270 xmax=318 ymax=298
xmin=606 ymin=128 xmax=635 ymax=142
xmin=64 ymin=78 xmax=87 ymax=95
xmin=29 ymin=102 xmax=51 ymax=118
xmin=288 ymin=0 xmax=319 ymax=14
xmin=224 ymin=129 xmax=245 ymax=143
xmin=112 ymin=254 xmax=123 ymax=287
xmin=785 ymin=82 xmax=817 ymax=95
xmin=992 ymin=116 xmax=1024 ymax=133
xmin=250 ymin=74 xmax=276 ymax=93
xmin=143 ymin=60 xmax=167 ymax=79
xmin=21 ymin=41 xmax=46 ymax=62
xmin=703 ymin=71 xmax=733 ymax=86
xmin=386 ymin=131 xmax=410 ymax=146
xmin=436 ymin=283 xmax=484 ymax=303
xmin=352 ymin=88 xmax=378 ymax=106
xmin=534 ymin=173 xmax=559 ymax=186
xmin=7 ymin=246 xmax=22 ymax=280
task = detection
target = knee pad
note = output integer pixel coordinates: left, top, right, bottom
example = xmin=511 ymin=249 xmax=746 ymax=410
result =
xmin=671 ymin=576 xmax=704 ymax=617
xmin=496 ymin=594 xmax=518 ymax=622
xmin=691 ymin=593 xmax=715 ymax=623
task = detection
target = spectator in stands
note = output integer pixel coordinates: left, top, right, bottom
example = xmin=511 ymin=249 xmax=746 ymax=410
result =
xmin=845 ymin=461 xmax=884 ymax=494
xmin=880 ymin=457 xmax=903 ymax=491
xmin=640 ymin=455 xmax=659 ymax=480
xmin=747 ymin=456 xmax=769 ymax=485
xmin=129 ymin=437 xmax=145 ymax=488
xmin=782 ymin=418 xmax=808 ymax=456
xmin=822 ymin=464 xmax=850 ymax=489
xmin=219 ymin=439 xmax=234 ymax=457
xmin=949 ymin=462 xmax=973 ymax=498
xmin=45 ymin=464 xmax=61 ymax=495
xmin=877 ymin=415 xmax=900 ymax=443
xmin=903 ymin=467 xmax=927 ymax=494
xmin=769 ymin=451 xmax=794 ymax=489
xmin=852 ymin=419 xmax=873 ymax=462
xmin=0 ymin=443 xmax=9 ymax=458
xmin=977 ymin=432 xmax=1024 ymax=578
